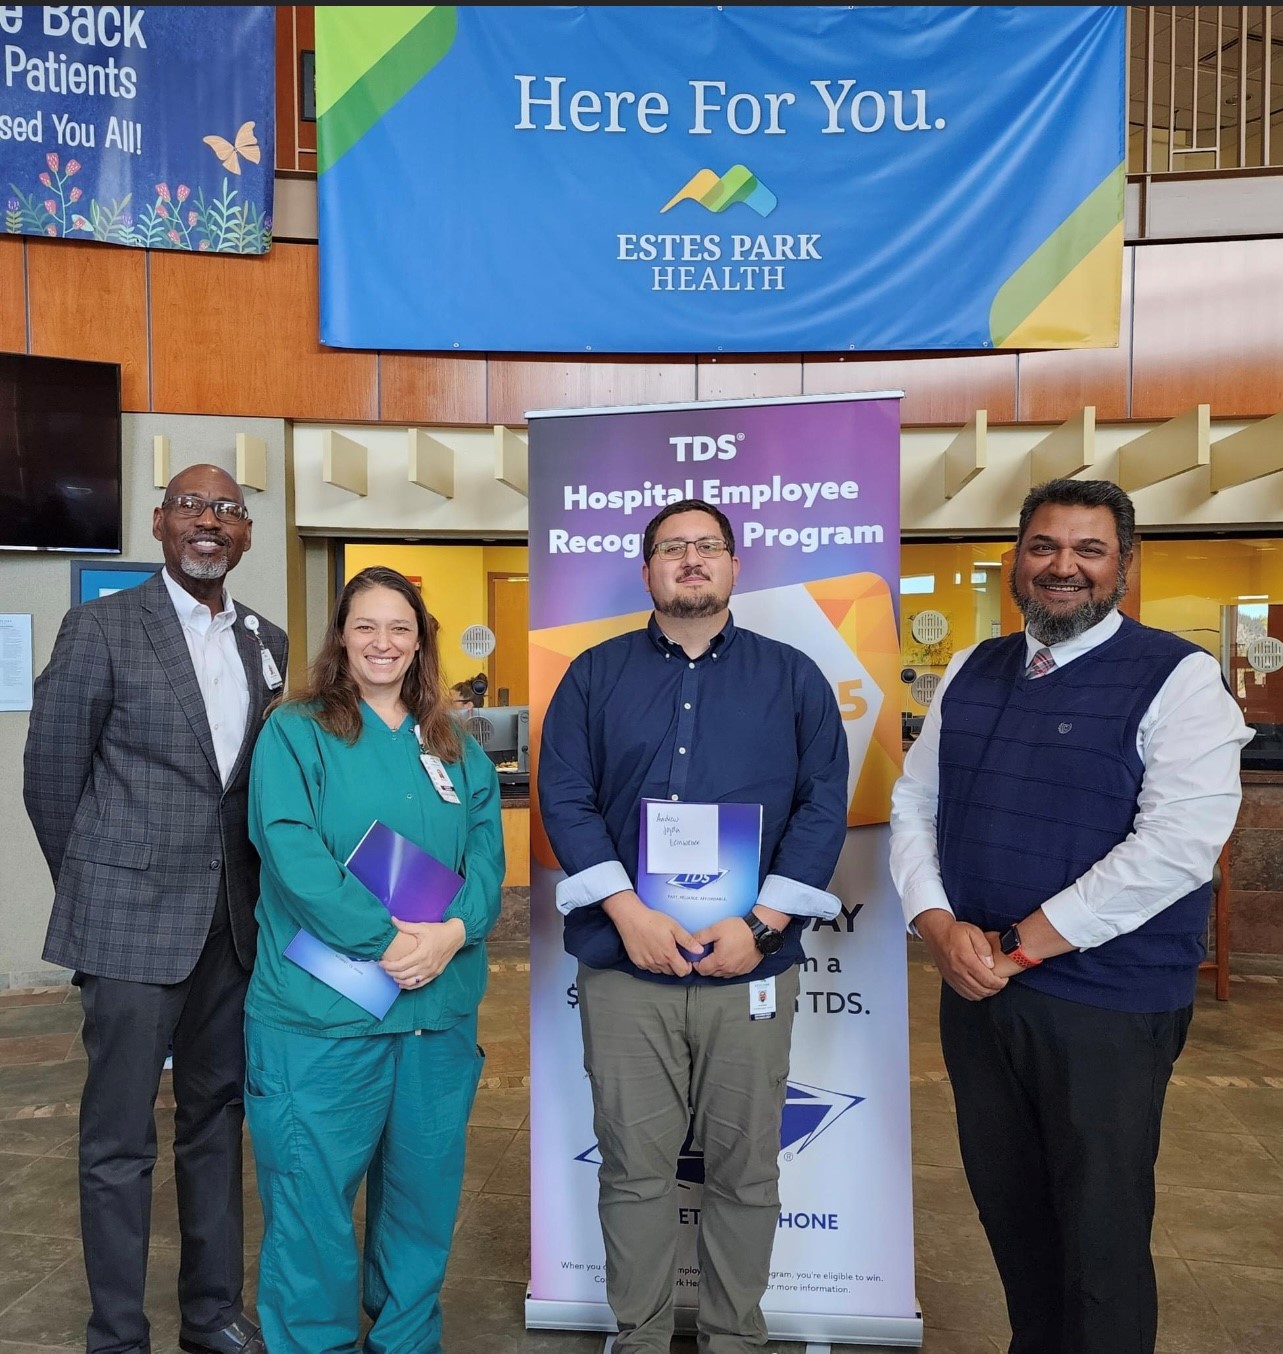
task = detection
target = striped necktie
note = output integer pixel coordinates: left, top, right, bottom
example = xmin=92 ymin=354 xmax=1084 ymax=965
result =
xmin=1026 ymin=646 xmax=1055 ymax=679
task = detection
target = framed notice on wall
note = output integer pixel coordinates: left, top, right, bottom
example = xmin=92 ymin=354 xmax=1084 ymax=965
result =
xmin=71 ymin=560 xmax=162 ymax=607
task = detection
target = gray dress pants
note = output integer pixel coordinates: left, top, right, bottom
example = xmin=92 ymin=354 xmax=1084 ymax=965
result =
xmin=578 ymin=962 xmax=799 ymax=1354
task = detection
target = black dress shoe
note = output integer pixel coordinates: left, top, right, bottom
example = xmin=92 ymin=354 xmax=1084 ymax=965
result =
xmin=178 ymin=1313 xmax=266 ymax=1354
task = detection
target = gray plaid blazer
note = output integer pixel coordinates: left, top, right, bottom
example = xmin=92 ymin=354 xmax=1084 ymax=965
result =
xmin=24 ymin=571 xmax=288 ymax=983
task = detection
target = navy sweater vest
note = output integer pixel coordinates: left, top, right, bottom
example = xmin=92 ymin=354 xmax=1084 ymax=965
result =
xmin=937 ymin=616 xmax=1211 ymax=1013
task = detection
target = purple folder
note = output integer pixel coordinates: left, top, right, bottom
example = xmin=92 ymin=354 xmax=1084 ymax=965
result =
xmin=344 ymin=820 xmax=464 ymax=922
xmin=284 ymin=822 xmax=465 ymax=1018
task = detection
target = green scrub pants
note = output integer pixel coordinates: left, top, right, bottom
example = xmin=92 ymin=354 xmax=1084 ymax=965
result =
xmin=244 ymin=1013 xmax=484 ymax=1354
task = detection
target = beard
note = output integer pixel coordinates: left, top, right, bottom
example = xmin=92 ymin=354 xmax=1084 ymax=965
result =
xmin=179 ymin=535 xmax=231 ymax=581
xmin=654 ymin=591 xmax=727 ymax=619
xmin=653 ymin=567 xmax=731 ymax=620
xmin=1010 ymin=560 xmax=1128 ymax=645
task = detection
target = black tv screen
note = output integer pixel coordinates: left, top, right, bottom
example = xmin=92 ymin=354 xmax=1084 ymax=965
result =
xmin=0 ymin=351 xmax=122 ymax=554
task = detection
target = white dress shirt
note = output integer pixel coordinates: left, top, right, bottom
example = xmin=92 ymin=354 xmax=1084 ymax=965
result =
xmin=162 ymin=568 xmax=250 ymax=786
xmin=890 ymin=610 xmax=1254 ymax=950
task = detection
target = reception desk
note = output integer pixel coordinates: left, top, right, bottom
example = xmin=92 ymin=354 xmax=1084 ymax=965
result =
xmin=501 ymin=800 xmax=530 ymax=887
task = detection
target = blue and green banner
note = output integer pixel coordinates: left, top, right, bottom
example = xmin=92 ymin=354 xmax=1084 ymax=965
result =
xmin=316 ymin=5 xmax=1125 ymax=353
xmin=2 ymin=7 xmax=274 ymax=254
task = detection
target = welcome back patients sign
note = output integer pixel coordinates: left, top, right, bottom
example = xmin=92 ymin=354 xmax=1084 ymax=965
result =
xmin=316 ymin=5 xmax=1125 ymax=353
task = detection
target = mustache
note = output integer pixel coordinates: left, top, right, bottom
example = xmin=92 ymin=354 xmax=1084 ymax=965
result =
xmin=678 ymin=567 xmax=710 ymax=581
xmin=183 ymin=529 xmax=231 ymax=547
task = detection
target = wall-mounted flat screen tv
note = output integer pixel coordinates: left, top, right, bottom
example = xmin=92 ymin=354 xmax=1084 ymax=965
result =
xmin=0 ymin=351 xmax=122 ymax=554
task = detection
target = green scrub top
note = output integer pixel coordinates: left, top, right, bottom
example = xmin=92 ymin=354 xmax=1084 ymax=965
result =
xmin=246 ymin=700 xmax=505 ymax=1038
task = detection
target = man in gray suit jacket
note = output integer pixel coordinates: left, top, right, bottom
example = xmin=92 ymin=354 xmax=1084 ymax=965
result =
xmin=24 ymin=464 xmax=287 ymax=1354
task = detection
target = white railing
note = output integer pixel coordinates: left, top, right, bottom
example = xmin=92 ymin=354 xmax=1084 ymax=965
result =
xmin=1130 ymin=6 xmax=1282 ymax=173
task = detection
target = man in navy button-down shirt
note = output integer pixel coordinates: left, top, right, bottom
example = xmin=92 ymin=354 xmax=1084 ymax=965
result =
xmin=539 ymin=500 xmax=848 ymax=1354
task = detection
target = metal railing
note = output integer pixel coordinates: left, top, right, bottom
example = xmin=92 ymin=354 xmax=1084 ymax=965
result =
xmin=1130 ymin=6 xmax=1283 ymax=173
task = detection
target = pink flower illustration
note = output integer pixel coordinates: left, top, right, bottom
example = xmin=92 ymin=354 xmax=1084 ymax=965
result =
xmin=177 ymin=184 xmax=189 ymax=203
xmin=157 ymin=203 xmax=168 ymax=219
xmin=65 ymin=160 xmax=80 ymax=175
xmin=198 ymin=240 xmax=210 ymax=251
xmin=39 ymin=172 xmax=51 ymax=188
xmin=44 ymin=199 xmax=57 ymax=214
xmin=167 ymin=229 xmax=180 ymax=244
xmin=72 ymin=215 xmax=89 ymax=230
xmin=46 ymin=151 xmax=59 ymax=172
xmin=156 ymin=183 xmax=171 ymax=202
xmin=69 ymin=187 xmax=82 ymax=203
xmin=187 ymin=210 xmax=197 ymax=226
xmin=45 ymin=224 xmax=56 ymax=235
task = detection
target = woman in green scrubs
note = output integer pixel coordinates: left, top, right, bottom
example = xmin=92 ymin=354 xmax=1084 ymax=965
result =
xmin=244 ymin=565 xmax=504 ymax=1354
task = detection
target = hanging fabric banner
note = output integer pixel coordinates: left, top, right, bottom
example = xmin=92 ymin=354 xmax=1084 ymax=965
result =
xmin=316 ymin=5 xmax=1124 ymax=353
xmin=2 ymin=7 xmax=274 ymax=254
xmin=525 ymin=393 xmax=921 ymax=1345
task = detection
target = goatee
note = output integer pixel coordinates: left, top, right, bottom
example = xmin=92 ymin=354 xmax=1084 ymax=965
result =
xmin=1010 ymin=562 xmax=1128 ymax=645
xmin=654 ymin=592 xmax=726 ymax=620
xmin=181 ymin=552 xmax=230 ymax=581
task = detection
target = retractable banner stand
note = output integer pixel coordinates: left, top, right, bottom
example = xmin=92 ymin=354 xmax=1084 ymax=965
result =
xmin=526 ymin=394 xmax=920 ymax=1347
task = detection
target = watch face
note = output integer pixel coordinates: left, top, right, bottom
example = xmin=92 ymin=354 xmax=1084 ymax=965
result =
xmin=757 ymin=927 xmax=785 ymax=956
xmin=999 ymin=926 xmax=1020 ymax=956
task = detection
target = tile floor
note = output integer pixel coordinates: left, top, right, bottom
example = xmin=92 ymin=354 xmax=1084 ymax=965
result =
xmin=0 ymin=942 xmax=1280 ymax=1353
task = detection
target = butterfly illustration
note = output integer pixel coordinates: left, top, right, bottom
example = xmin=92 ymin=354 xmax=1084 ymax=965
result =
xmin=202 ymin=121 xmax=261 ymax=175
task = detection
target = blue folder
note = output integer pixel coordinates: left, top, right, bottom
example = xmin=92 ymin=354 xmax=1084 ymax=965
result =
xmin=284 ymin=821 xmax=465 ymax=1018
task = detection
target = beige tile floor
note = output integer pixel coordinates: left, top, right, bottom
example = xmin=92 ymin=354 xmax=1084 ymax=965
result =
xmin=0 ymin=942 xmax=1280 ymax=1353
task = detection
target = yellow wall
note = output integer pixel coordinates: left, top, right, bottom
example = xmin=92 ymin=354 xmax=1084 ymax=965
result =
xmin=900 ymin=542 xmax=1010 ymax=714
xmin=1140 ymin=539 xmax=1283 ymax=656
xmin=483 ymin=545 xmax=529 ymax=576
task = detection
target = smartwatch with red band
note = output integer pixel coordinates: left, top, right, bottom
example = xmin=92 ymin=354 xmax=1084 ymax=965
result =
xmin=999 ymin=924 xmax=1042 ymax=970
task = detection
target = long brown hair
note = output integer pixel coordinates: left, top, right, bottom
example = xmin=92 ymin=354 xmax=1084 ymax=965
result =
xmin=291 ymin=566 xmax=462 ymax=759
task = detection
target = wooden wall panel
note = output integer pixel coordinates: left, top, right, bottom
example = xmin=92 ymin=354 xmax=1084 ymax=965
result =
xmin=150 ymin=241 xmax=377 ymax=420
xmin=1132 ymin=238 xmax=1283 ymax=419
xmin=0 ymin=238 xmax=25 ymax=353
xmin=804 ymin=353 xmax=1018 ymax=425
xmin=274 ymin=5 xmax=297 ymax=172
xmin=26 ymin=240 xmax=149 ymax=410
xmin=486 ymin=355 xmax=697 ymax=425
xmin=275 ymin=7 xmax=316 ymax=172
xmin=295 ymin=7 xmax=317 ymax=164
xmin=379 ymin=353 xmax=487 ymax=425
xmin=1017 ymin=248 xmax=1133 ymax=422
xmin=695 ymin=356 xmax=802 ymax=401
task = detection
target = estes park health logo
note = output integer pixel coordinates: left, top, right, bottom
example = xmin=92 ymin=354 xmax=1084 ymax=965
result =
xmin=575 ymin=1080 xmax=863 ymax=1186
xmin=662 ymin=164 xmax=777 ymax=217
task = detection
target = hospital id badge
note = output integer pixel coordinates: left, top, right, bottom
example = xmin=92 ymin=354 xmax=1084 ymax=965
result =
xmin=259 ymin=647 xmax=283 ymax=690
xmin=418 ymin=749 xmax=461 ymax=804
xmin=749 ymin=976 xmax=776 ymax=1020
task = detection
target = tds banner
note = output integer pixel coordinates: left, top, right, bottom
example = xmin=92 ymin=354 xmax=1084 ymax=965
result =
xmin=525 ymin=394 xmax=921 ymax=1345
xmin=1 ymin=6 xmax=274 ymax=254
xmin=316 ymin=5 xmax=1124 ymax=353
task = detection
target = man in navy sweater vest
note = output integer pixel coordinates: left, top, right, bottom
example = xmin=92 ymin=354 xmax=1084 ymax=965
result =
xmin=890 ymin=479 xmax=1251 ymax=1354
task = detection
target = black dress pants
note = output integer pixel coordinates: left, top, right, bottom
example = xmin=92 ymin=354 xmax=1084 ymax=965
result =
xmin=77 ymin=892 xmax=250 ymax=1354
xmin=940 ymin=980 xmax=1191 ymax=1354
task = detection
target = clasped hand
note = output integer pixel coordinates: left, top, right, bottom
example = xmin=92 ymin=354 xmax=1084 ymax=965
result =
xmin=602 ymin=892 xmax=762 ymax=979
xmin=380 ymin=916 xmax=466 ymax=990
xmin=916 ymin=910 xmax=1008 ymax=1002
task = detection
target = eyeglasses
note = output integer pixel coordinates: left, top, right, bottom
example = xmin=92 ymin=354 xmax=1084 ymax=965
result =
xmin=161 ymin=494 xmax=250 ymax=523
xmin=650 ymin=536 xmax=729 ymax=561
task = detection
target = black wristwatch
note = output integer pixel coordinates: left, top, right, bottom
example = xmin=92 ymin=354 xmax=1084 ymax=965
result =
xmin=999 ymin=923 xmax=1042 ymax=970
xmin=743 ymin=909 xmax=785 ymax=956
